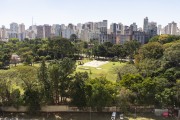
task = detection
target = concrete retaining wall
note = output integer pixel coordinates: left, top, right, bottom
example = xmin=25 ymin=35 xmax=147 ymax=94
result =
xmin=0 ymin=106 xmax=119 ymax=113
xmin=0 ymin=106 xmax=155 ymax=113
xmin=154 ymin=109 xmax=168 ymax=116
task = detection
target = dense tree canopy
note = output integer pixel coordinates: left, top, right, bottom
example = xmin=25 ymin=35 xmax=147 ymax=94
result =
xmin=0 ymin=35 xmax=179 ymax=112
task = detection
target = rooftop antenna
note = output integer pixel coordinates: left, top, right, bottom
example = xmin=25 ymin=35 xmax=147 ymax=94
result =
xmin=32 ymin=17 xmax=34 ymax=26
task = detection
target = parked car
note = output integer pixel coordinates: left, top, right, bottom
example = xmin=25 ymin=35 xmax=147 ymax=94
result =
xmin=111 ymin=112 xmax=116 ymax=120
xmin=120 ymin=114 xmax=124 ymax=120
xmin=162 ymin=111 xmax=169 ymax=117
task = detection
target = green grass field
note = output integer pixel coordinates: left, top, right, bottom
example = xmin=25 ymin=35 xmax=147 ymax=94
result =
xmin=76 ymin=61 xmax=126 ymax=81
xmin=1 ymin=59 xmax=126 ymax=82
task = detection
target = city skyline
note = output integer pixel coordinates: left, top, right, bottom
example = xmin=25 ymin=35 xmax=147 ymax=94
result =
xmin=1 ymin=18 xmax=179 ymax=45
xmin=1 ymin=19 xmax=180 ymax=30
xmin=1 ymin=0 xmax=180 ymax=28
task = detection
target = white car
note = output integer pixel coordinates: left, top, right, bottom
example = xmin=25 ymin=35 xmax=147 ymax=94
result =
xmin=111 ymin=112 xmax=116 ymax=120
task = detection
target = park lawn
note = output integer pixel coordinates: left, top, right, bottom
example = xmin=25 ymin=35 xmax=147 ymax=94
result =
xmin=76 ymin=61 xmax=126 ymax=81
xmin=0 ymin=65 xmax=40 ymax=95
xmin=0 ymin=68 xmax=24 ymax=94
xmin=0 ymin=59 xmax=125 ymax=85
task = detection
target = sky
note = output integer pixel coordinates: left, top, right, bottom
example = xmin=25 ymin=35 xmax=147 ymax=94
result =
xmin=0 ymin=0 xmax=180 ymax=29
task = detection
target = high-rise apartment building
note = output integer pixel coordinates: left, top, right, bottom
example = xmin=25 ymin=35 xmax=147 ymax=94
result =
xmin=43 ymin=24 xmax=51 ymax=38
xmin=0 ymin=26 xmax=8 ymax=41
xmin=97 ymin=20 xmax=108 ymax=44
xmin=19 ymin=23 xmax=25 ymax=33
xmin=51 ymin=24 xmax=61 ymax=37
xmin=99 ymin=20 xmax=108 ymax=34
xmin=62 ymin=27 xmax=75 ymax=39
xmin=130 ymin=23 xmax=138 ymax=31
xmin=26 ymin=25 xmax=37 ymax=39
xmin=167 ymin=23 xmax=172 ymax=34
xmin=132 ymin=31 xmax=146 ymax=44
xmin=110 ymin=23 xmax=123 ymax=35
xmin=9 ymin=22 xmax=18 ymax=38
xmin=36 ymin=25 xmax=44 ymax=39
xmin=163 ymin=21 xmax=178 ymax=35
xmin=18 ymin=23 xmax=26 ymax=40
xmin=76 ymin=23 xmax=82 ymax=38
xmin=143 ymin=17 xmax=149 ymax=33
xmin=0 ymin=28 xmax=1 ymax=40
xmin=171 ymin=21 xmax=177 ymax=35
xmin=148 ymin=22 xmax=157 ymax=37
xmin=157 ymin=25 xmax=162 ymax=35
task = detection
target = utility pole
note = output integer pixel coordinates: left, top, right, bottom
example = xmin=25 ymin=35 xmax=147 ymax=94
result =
xmin=135 ymin=107 xmax=137 ymax=119
xmin=32 ymin=17 xmax=34 ymax=26
xmin=90 ymin=107 xmax=91 ymax=120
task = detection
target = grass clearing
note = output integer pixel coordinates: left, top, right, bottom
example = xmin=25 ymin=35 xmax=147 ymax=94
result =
xmin=76 ymin=61 xmax=126 ymax=81
xmin=1 ymin=59 xmax=126 ymax=83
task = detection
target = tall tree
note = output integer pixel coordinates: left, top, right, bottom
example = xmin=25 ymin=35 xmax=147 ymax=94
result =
xmin=163 ymin=42 xmax=180 ymax=67
xmin=49 ymin=37 xmax=74 ymax=59
xmin=87 ymin=77 xmax=116 ymax=110
xmin=138 ymin=42 xmax=164 ymax=60
xmin=70 ymin=72 xmax=89 ymax=107
xmin=38 ymin=60 xmax=52 ymax=104
xmin=48 ymin=58 xmax=76 ymax=104
xmin=113 ymin=64 xmax=138 ymax=81
xmin=112 ymin=44 xmax=126 ymax=60
xmin=116 ymin=87 xmax=135 ymax=113
xmin=124 ymin=40 xmax=141 ymax=60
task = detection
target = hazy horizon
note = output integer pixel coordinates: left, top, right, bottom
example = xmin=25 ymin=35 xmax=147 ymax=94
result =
xmin=1 ymin=0 xmax=180 ymax=28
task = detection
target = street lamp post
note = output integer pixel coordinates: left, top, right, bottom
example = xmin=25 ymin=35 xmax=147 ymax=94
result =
xmin=90 ymin=107 xmax=91 ymax=120
xmin=135 ymin=107 xmax=137 ymax=119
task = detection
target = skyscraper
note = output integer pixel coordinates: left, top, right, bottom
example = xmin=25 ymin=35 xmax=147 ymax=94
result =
xmin=143 ymin=17 xmax=149 ymax=33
